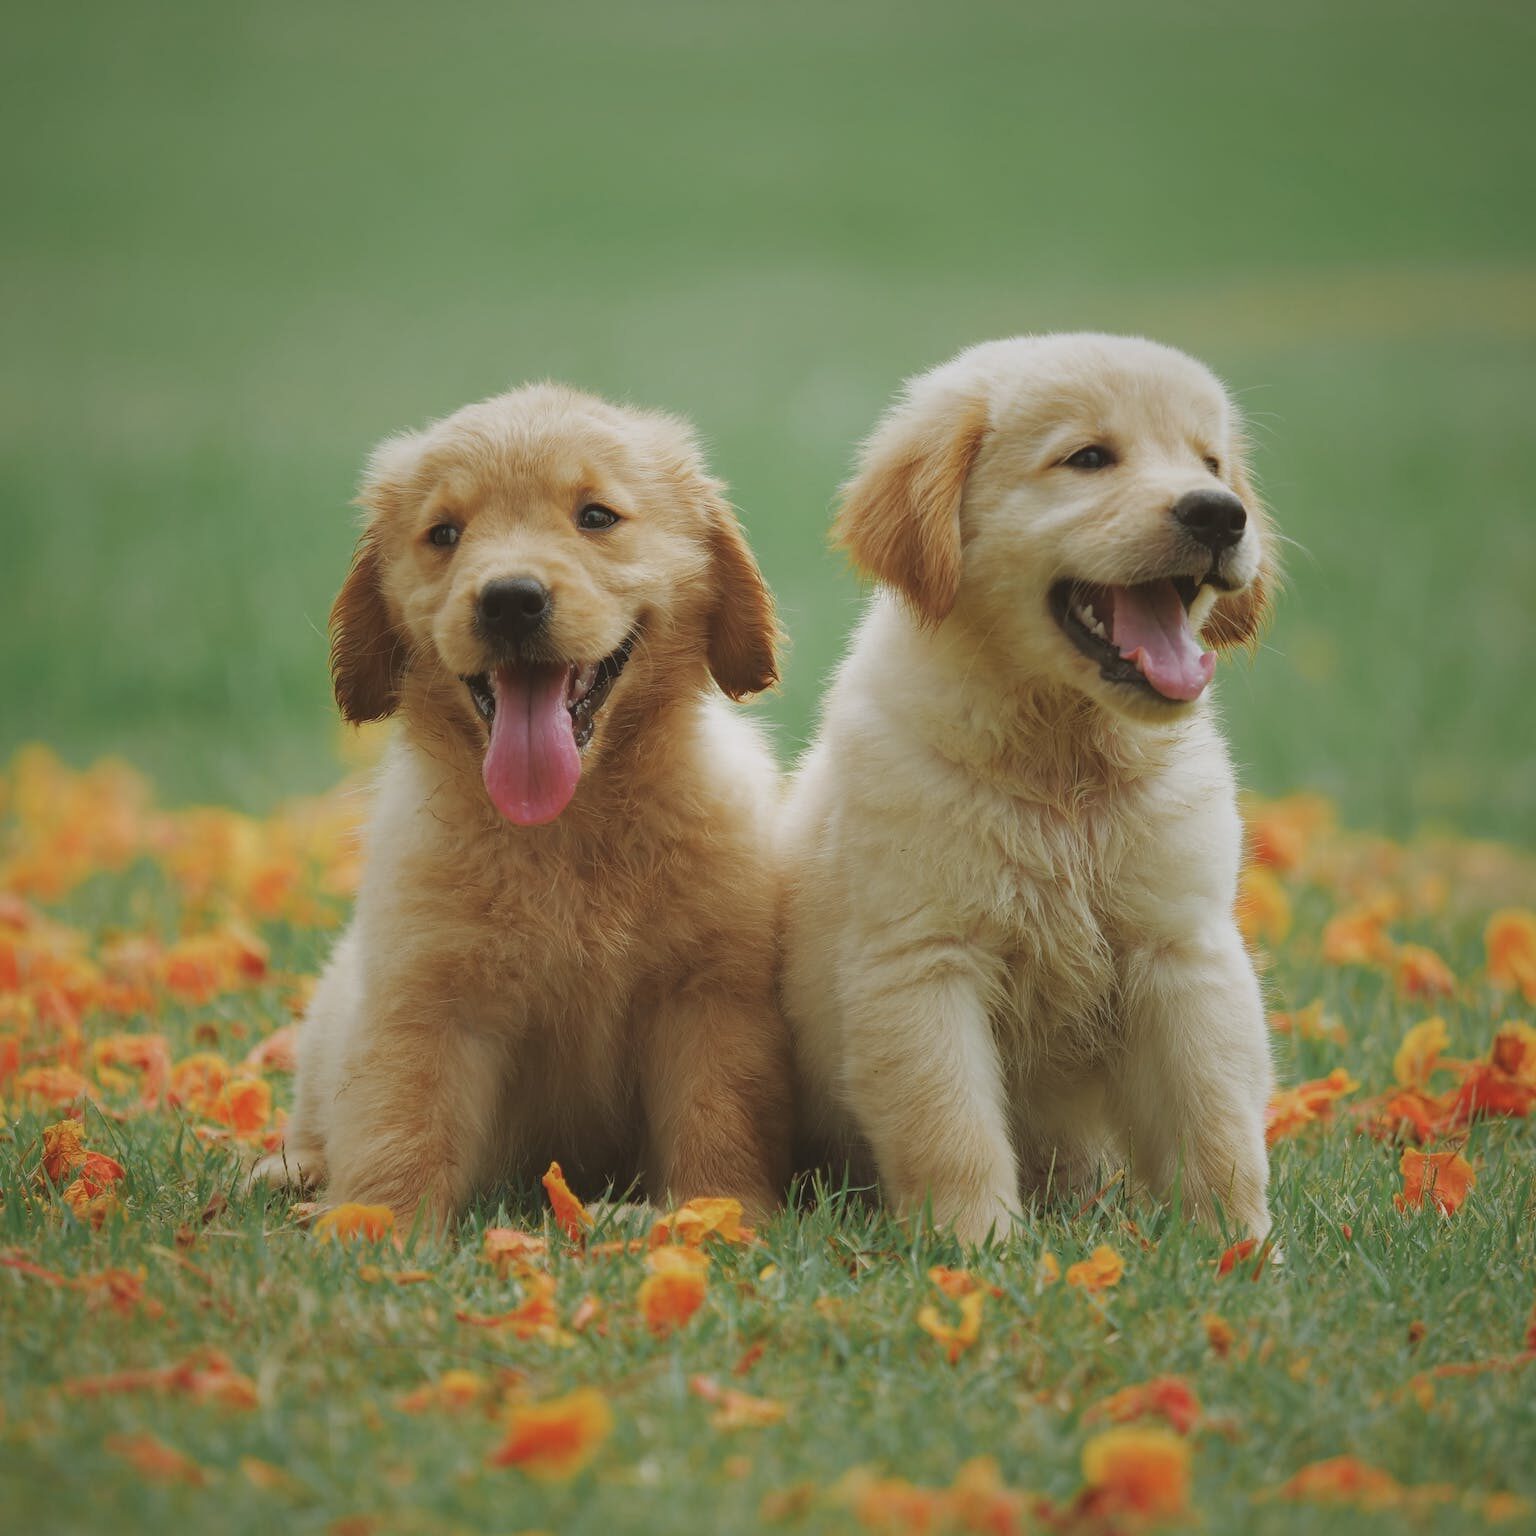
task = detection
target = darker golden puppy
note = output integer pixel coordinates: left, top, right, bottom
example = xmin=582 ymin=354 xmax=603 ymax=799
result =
xmin=256 ymin=384 xmax=790 ymax=1226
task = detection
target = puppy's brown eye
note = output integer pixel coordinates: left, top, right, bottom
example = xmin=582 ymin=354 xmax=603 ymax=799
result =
xmin=1064 ymin=445 xmax=1116 ymax=471
xmin=1203 ymin=456 xmax=1222 ymax=477
xmin=427 ymin=524 xmax=460 ymax=548
xmin=576 ymin=504 xmax=620 ymax=531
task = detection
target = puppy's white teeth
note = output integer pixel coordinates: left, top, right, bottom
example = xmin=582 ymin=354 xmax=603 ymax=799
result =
xmin=1188 ymin=583 xmax=1219 ymax=631
xmin=570 ymin=663 xmax=598 ymax=703
xmin=1073 ymin=602 xmax=1110 ymax=642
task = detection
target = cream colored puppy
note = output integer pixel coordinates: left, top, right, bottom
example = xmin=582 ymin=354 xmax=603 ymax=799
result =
xmin=781 ymin=334 xmax=1277 ymax=1244
xmin=254 ymin=384 xmax=791 ymax=1227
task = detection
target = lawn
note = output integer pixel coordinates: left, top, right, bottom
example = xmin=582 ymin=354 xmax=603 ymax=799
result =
xmin=3 ymin=4 xmax=1536 ymax=1533
xmin=1 ymin=752 xmax=1534 ymax=1534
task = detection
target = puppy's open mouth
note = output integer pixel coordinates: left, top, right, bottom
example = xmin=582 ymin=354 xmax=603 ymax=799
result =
xmin=1049 ymin=576 xmax=1222 ymax=704
xmin=460 ymin=634 xmax=636 ymax=826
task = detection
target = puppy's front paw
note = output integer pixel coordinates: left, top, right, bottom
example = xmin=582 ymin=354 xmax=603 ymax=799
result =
xmin=933 ymin=1192 xmax=1019 ymax=1249
xmin=249 ymin=1146 xmax=326 ymax=1194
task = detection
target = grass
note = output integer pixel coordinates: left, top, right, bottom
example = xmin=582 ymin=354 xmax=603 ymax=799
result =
xmin=2 ymin=1 xmax=1534 ymax=840
xmin=1 ymin=754 xmax=1534 ymax=1534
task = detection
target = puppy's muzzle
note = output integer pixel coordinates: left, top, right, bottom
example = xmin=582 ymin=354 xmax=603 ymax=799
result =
xmin=477 ymin=576 xmax=551 ymax=646
xmin=1173 ymin=489 xmax=1247 ymax=554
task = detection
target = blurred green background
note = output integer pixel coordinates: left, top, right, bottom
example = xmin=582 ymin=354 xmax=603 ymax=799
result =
xmin=2 ymin=1 xmax=1533 ymax=840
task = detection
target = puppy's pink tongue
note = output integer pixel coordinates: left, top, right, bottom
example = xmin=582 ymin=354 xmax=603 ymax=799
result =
xmin=482 ymin=665 xmax=580 ymax=825
xmin=1110 ymin=579 xmax=1216 ymax=702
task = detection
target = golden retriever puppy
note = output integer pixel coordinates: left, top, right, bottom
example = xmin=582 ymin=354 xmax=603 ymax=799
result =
xmin=781 ymin=334 xmax=1277 ymax=1245
xmin=254 ymin=383 xmax=791 ymax=1227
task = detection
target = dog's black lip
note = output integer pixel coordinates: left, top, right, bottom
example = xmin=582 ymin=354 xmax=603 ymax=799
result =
xmin=459 ymin=630 xmax=639 ymax=749
xmin=1048 ymin=576 xmax=1211 ymax=703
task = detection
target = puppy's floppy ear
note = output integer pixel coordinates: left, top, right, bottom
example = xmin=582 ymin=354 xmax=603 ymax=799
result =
xmin=832 ymin=382 xmax=988 ymax=625
xmin=330 ymin=529 xmax=410 ymax=723
xmin=1203 ymin=452 xmax=1279 ymax=650
xmin=329 ymin=430 xmax=423 ymax=723
xmin=704 ymin=488 xmax=780 ymax=699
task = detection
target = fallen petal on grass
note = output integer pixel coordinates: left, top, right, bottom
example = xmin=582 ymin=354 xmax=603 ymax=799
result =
xmin=541 ymin=1161 xmax=593 ymax=1242
xmin=1066 ymin=1244 xmax=1125 ymax=1292
xmin=1395 ymin=1148 xmax=1476 ymax=1215
xmin=488 ymin=1387 xmax=613 ymax=1479
xmin=1079 ymin=1426 xmax=1192 ymax=1521
xmin=638 ymin=1243 xmax=709 ymax=1336
xmin=313 ymin=1203 xmax=396 ymax=1243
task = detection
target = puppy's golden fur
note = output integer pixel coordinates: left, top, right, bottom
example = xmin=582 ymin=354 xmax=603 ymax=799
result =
xmin=255 ymin=384 xmax=791 ymax=1225
xmin=782 ymin=334 xmax=1278 ymax=1244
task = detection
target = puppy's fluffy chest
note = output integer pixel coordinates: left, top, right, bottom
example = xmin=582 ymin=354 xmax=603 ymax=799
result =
xmin=364 ymin=742 xmax=698 ymax=1032
xmin=964 ymin=776 xmax=1148 ymax=1066
xmin=924 ymin=695 xmax=1235 ymax=1070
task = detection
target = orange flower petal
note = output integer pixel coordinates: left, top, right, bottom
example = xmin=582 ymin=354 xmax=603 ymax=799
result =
xmin=1395 ymin=1148 xmax=1476 ymax=1216
xmin=1271 ymin=1456 xmax=1410 ymax=1509
xmin=241 ymin=1024 xmax=299 ymax=1075
xmin=1066 ymin=1245 xmax=1125 ymax=1292
xmin=455 ymin=1273 xmax=564 ymax=1341
xmin=66 ymin=1349 xmax=257 ymax=1410
xmin=1236 ymin=866 xmax=1292 ymax=946
xmin=689 ymin=1374 xmax=786 ymax=1429
xmin=1085 ymin=1376 xmax=1201 ymax=1435
xmin=106 ymin=1432 xmax=208 ymax=1486
xmin=541 ymin=1161 xmax=593 ymax=1242
xmin=1450 ymin=1063 xmax=1536 ymax=1124
xmin=82 ymin=1266 xmax=162 ymax=1318
xmin=39 ymin=1119 xmax=87 ymax=1185
xmin=168 ymin=1052 xmax=233 ymax=1115
xmin=1216 ymin=1237 xmax=1258 ymax=1277
xmin=15 ymin=1065 xmax=90 ymax=1106
xmin=638 ymin=1244 xmax=709 ymax=1336
xmin=483 ymin=1226 xmax=548 ymax=1277
xmin=1486 ymin=909 xmax=1536 ymax=1000
xmin=916 ymin=1289 xmax=985 ymax=1363
xmin=1266 ymin=1068 xmax=1360 ymax=1144
xmin=397 ymin=1369 xmax=489 ymax=1414
xmin=314 ymin=1203 xmax=396 ymax=1243
xmin=1203 ymin=1313 xmax=1236 ymax=1357
xmin=1245 ymin=795 xmax=1333 ymax=871
xmin=1490 ymin=1021 xmax=1536 ymax=1085
xmin=927 ymin=1265 xmax=986 ymax=1299
xmin=1321 ymin=897 xmax=1399 ymax=967
xmin=1393 ymin=1016 xmax=1450 ymax=1090
xmin=650 ymin=1196 xmax=749 ymax=1247
xmin=1394 ymin=945 xmax=1456 ymax=999
xmin=1080 ymin=1427 xmax=1191 ymax=1520
xmin=570 ymin=1294 xmax=604 ymax=1334
xmin=208 ymin=1076 xmax=271 ymax=1134
xmin=488 ymin=1387 xmax=613 ymax=1479
xmin=1269 ymin=1000 xmax=1346 ymax=1043
xmin=91 ymin=1031 xmax=171 ymax=1104
xmin=1361 ymin=1085 xmax=1456 ymax=1143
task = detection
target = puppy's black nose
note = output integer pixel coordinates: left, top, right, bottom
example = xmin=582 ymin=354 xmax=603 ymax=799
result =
xmin=1173 ymin=489 xmax=1248 ymax=552
xmin=477 ymin=577 xmax=551 ymax=643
